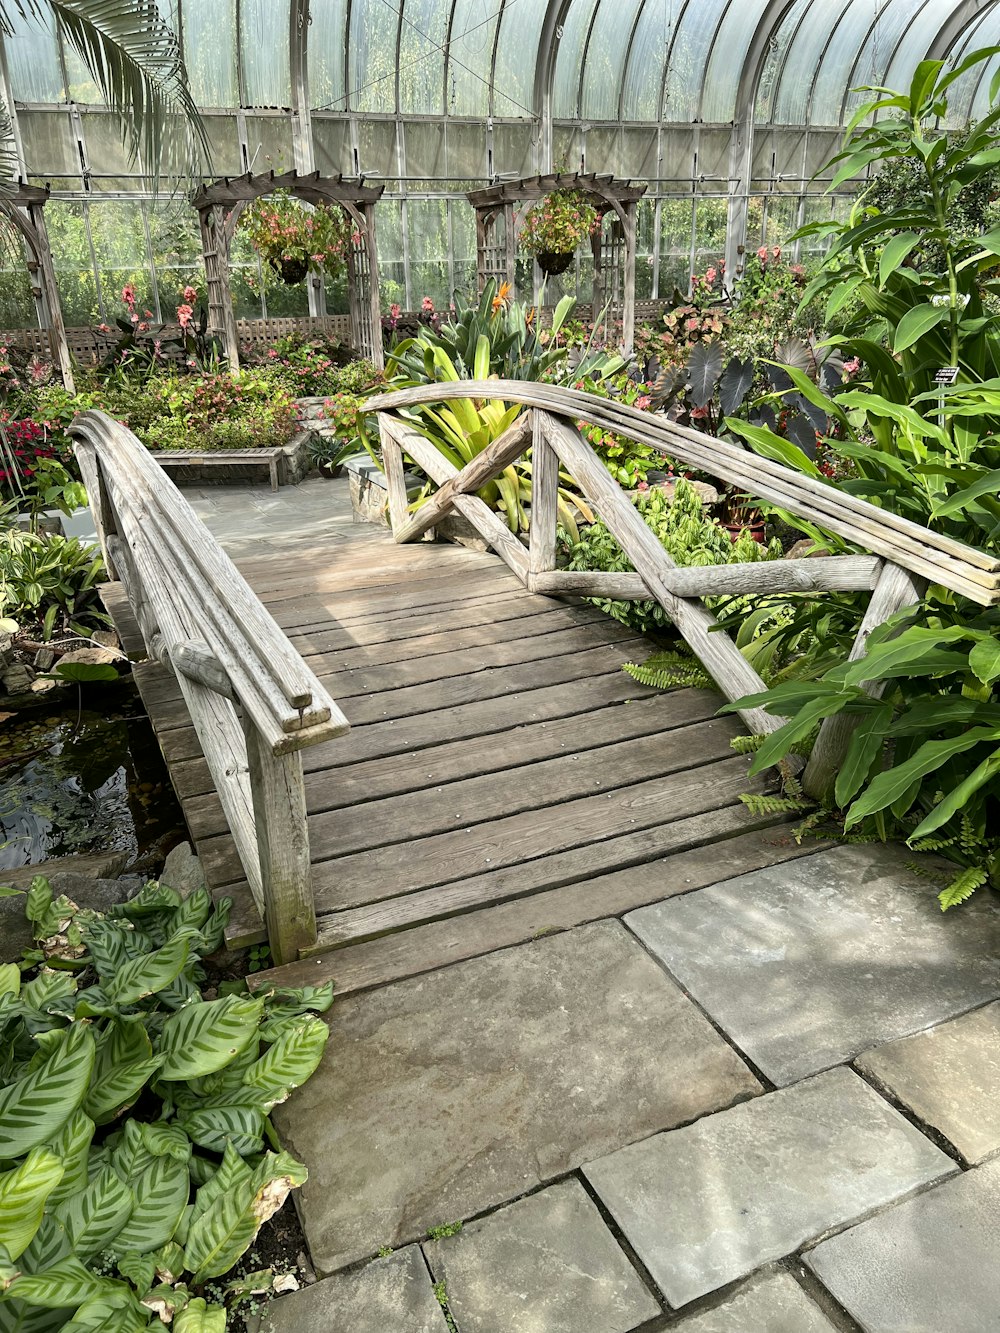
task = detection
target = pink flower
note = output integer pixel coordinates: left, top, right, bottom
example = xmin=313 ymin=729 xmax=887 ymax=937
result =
xmin=635 ymin=395 xmax=651 ymax=411
xmin=705 ymin=267 xmax=717 ymax=284
xmin=267 ymin=348 xmax=278 ymax=359
xmin=636 ymin=481 xmax=649 ymax=492
xmin=98 ymin=323 xmax=111 ymax=333
xmin=772 ymin=245 xmax=781 ymax=260
xmin=843 ymin=356 xmax=861 ymax=375
xmin=183 ymin=285 xmax=198 ymax=303
xmin=311 ymin=253 xmax=324 ymax=263
xmin=177 ymin=302 xmax=194 ymax=330
xmin=138 ymin=321 xmax=150 ymax=333
xmin=757 ymin=246 xmax=768 ymax=262
xmin=144 ymin=309 xmax=153 ymax=319
xmin=121 ymin=284 xmax=136 ymax=306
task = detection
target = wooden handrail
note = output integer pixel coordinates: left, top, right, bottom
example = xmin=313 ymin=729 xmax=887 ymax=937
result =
xmin=71 ymin=411 xmax=349 ymax=964
xmin=366 ymin=383 xmax=998 ymax=799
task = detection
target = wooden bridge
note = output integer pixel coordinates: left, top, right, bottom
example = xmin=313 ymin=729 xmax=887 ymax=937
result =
xmin=71 ymin=385 xmax=1000 ymax=989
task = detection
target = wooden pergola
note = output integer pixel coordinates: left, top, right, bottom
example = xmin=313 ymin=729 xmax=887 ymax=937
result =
xmin=0 ymin=182 xmax=74 ymax=392
xmin=466 ymin=172 xmax=648 ymax=354
xmin=190 ymin=170 xmax=386 ymax=371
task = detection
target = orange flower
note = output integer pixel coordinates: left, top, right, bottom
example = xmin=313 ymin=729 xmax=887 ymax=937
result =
xmin=492 ymin=280 xmax=512 ymax=313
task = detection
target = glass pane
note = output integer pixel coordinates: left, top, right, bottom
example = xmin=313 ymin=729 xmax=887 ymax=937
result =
xmin=183 ymin=0 xmax=238 ymax=106
xmin=398 ymin=0 xmax=448 ymax=113
xmin=313 ymin=118 xmax=353 ymax=174
xmin=494 ymin=0 xmax=550 ymax=119
xmin=81 ymin=115 xmax=134 ymax=189
xmin=553 ymin=0 xmax=601 ymax=119
xmin=243 ymin=116 xmax=294 ymax=172
xmin=5 ymin=8 xmax=63 ymax=102
xmin=883 ymin=0 xmax=953 ymax=99
xmin=622 ymin=0 xmax=678 ymax=121
xmin=754 ymin=0 xmax=808 ymax=120
xmin=662 ymin=0 xmax=728 ymax=123
xmin=147 ymin=200 xmax=205 ymax=320
xmin=350 ymin=0 xmax=400 ymax=113
xmin=240 ymin=0 xmax=290 ymax=107
xmin=87 ymin=201 xmax=156 ymax=324
xmin=581 ymin=0 xmax=645 ymax=120
xmin=818 ymin=0 xmax=923 ymax=127
xmin=47 ymin=202 xmax=101 ymax=325
xmin=659 ymin=196 xmax=695 ymax=295
xmin=308 ymin=0 xmax=349 ymax=110
xmin=0 ymin=224 xmax=36 ymax=328
xmin=447 ymin=0 xmax=499 ymax=116
xmin=702 ymin=0 xmax=770 ymax=123
xmin=16 ymin=112 xmax=79 ymax=179
xmin=772 ymin=0 xmax=850 ymax=124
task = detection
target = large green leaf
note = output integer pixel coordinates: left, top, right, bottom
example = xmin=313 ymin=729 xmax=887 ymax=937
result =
xmin=0 ymin=1024 xmax=95 ymax=1160
xmin=748 ymin=695 xmax=855 ymax=776
xmin=845 ymin=728 xmax=1000 ymax=827
xmin=54 ymin=1167 xmax=132 ymax=1262
xmin=878 ymin=232 xmax=922 ymax=288
xmin=189 ymin=1144 xmax=251 ymax=1226
xmin=106 ymin=932 xmax=193 ymax=1004
xmin=0 ymin=966 xmax=20 ymax=999
xmin=0 ymin=1151 xmax=65 ymax=1261
xmin=725 ymin=418 xmax=822 ymax=477
xmin=174 ymin=1299 xmax=226 ymax=1333
xmin=970 ymin=638 xmax=1000 ymax=686
xmin=908 ymin=748 xmax=1000 ymax=841
xmin=83 ymin=1020 xmax=163 ymax=1125
xmin=835 ymin=703 xmax=894 ymax=809
xmin=6 ymin=1257 xmax=116 ymax=1310
xmin=184 ymin=1152 xmax=306 ymax=1284
xmin=44 ymin=1113 xmax=94 ymax=1207
xmin=157 ymin=994 xmax=264 ymax=1081
xmin=59 ymin=1289 xmax=151 ymax=1333
xmin=241 ymin=1016 xmax=328 ymax=1109
xmin=177 ymin=1104 xmax=264 ymax=1156
xmin=112 ymin=1156 xmax=189 ymax=1254
xmin=892 ymin=303 xmax=950 ymax=353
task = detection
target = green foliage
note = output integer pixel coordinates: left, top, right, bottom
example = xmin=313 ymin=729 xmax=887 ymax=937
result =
xmin=560 ymin=479 xmax=783 ymax=634
xmin=518 ymin=189 xmax=599 ymax=258
xmin=0 ymin=878 xmax=332 ymax=1327
xmin=240 ymin=193 xmax=351 ymax=280
xmin=0 ymin=529 xmax=108 ymax=639
xmin=623 ymin=652 xmax=711 ymax=691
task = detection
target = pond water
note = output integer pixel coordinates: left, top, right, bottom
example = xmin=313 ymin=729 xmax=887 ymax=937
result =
xmin=0 ymin=683 xmax=186 ymax=873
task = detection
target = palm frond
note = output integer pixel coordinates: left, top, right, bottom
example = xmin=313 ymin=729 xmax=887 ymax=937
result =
xmin=47 ymin=0 xmax=210 ymax=183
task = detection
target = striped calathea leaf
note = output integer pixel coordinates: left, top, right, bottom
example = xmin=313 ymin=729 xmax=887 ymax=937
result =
xmin=0 ymin=879 xmax=330 ymax=1328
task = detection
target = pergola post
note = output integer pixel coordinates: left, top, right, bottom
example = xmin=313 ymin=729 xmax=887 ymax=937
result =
xmin=466 ymin=172 xmax=646 ymax=353
xmin=0 ymin=183 xmax=75 ymax=393
xmin=191 ymin=170 xmax=386 ymax=369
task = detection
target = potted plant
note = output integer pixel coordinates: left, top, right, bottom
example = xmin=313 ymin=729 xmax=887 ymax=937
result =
xmin=241 ymin=191 xmax=352 ymax=285
xmin=519 ymin=189 xmax=600 ymax=276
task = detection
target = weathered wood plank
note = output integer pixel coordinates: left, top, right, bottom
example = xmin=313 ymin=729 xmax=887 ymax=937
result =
xmin=528 ymin=424 xmax=559 ymax=588
xmin=155 ymin=667 xmax=657 ymax=770
xmin=194 ymin=715 xmax=742 ymax=882
xmin=532 ymin=556 xmax=883 ymax=599
xmin=289 ymin=755 xmax=765 ymax=911
xmin=249 ymin=826 xmax=827 ymax=995
xmin=180 ymin=689 xmax=719 ymax=819
xmin=140 ymin=638 xmax=648 ymax=734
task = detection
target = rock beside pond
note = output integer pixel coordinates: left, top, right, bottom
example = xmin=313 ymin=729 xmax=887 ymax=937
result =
xmin=0 ymin=851 xmax=131 ymax=964
xmin=160 ymin=841 xmax=206 ymax=898
xmin=2 ymin=664 xmax=33 ymax=695
xmin=59 ymin=645 xmax=120 ymax=668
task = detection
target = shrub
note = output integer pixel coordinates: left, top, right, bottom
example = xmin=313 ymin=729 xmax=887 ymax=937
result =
xmin=0 ymin=529 xmax=108 ymax=639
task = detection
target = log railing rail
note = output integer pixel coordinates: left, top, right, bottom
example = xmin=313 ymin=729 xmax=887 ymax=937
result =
xmin=70 ymin=411 xmax=349 ymax=964
xmin=366 ymin=380 xmax=1000 ymax=801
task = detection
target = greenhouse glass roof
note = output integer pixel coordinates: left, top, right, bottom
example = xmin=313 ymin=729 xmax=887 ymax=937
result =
xmin=0 ymin=0 xmax=998 ymax=322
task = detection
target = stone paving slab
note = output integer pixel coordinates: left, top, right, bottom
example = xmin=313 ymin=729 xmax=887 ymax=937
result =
xmin=625 ymin=843 xmax=1000 ymax=1084
xmin=275 ymin=920 xmax=761 ymax=1274
xmin=856 ymin=1001 xmax=1000 ymax=1164
xmin=425 ymin=1179 xmax=660 ymax=1333
xmin=257 ymin=1245 xmax=446 ymax=1333
xmin=806 ymin=1158 xmax=1000 ymax=1332
xmin=583 ymin=1066 xmax=956 ymax=1309
xmin=670 ymin=1271 xmax=841 ymax=1332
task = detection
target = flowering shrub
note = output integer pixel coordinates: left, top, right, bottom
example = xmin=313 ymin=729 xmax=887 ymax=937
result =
xmin=241 ymin=191 xmax=352 ymax=278
xmin=0 ymin=344 xmax=57 ymax=404
xmin=0 ymin=413 xmax=86 ymax=525
xmin=573 ymin=373 xmax=657 ymax=487
xmin=519 ymin=189 xmax=600 ymax=257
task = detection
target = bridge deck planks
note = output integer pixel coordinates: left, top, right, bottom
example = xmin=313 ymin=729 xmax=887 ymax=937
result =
xmin=108 ymin=534 xmax=807 ymax=994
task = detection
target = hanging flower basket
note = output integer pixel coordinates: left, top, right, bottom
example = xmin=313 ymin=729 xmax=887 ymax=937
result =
xmin=241 ymin=190 xmax=351 ymax=283
xmin=518 ymin=188 xmax=600 ymax=271
xmin=535 ymin=250 xmax=575 ymax=276
xmin=269 ymin=256 xmax=310 ymax=285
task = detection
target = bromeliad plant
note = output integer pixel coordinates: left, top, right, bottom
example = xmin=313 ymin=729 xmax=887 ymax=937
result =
xmin=382 ymin=280 xmax=624 ymax=538
xmin=0 ymin=877 xmax=331 ymax=1330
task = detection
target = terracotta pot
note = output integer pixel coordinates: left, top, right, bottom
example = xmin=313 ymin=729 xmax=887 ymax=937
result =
xmin=269 ymin=256 xmax=309 ymax=285
xmin=536 ymin=250 xmax=574 ymax=276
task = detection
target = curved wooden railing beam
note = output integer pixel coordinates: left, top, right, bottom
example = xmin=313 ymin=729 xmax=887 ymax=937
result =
xmin=70 ymin=411 xmax=350 ymax=964
xmin=366 ymin=380 xmax=1000 ymax=800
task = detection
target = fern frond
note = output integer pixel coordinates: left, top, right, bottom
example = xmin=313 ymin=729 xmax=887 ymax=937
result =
xmin=909 ymin=833 xmax=959 ymax=854
xmin=730 ymin=734 xmax=765 ymax=754
xmin=938 ymin=866 xmax=988 ymax=911
xmin=739 ymin=792 xmax=812 ymax=816
xmin=623 ymin=654 xmax=711 ymax=691
xmin=791 ymin=808 xmax=829 ymax=843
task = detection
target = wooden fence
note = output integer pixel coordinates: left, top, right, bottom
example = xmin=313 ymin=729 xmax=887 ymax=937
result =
xmin=69 ymin=410 xmax=349 ymax=964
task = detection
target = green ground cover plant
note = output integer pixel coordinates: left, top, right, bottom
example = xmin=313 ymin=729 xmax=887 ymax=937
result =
xmin=0 ymin=875 xmax=330 ymax=1330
